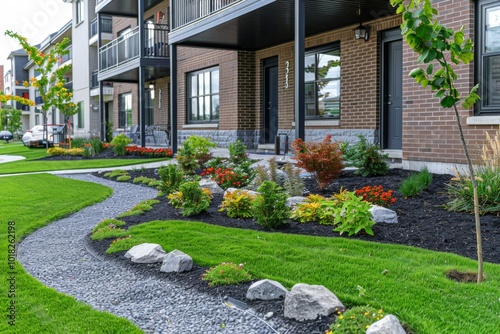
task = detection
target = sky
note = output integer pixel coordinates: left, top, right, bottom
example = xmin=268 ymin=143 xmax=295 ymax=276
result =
xmin=0 ymin=0 xmax=72 ymax=70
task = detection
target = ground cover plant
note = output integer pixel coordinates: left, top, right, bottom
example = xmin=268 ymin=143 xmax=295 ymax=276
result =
xmin=91 ymin=166 xmax=500 ymax=333
xmin=0 ymin=174 xmax=142 ymax=333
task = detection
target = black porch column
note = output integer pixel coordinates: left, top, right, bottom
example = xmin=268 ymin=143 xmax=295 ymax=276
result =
xmin=294 ymin=0 xmax=305 ymax=141
xmin=98 ymin=12 xmax=105 ymax=142
xmin=138 ymin=0 xmax=146 ymax=147
xmin=169 ymin=43 xmax=178 ymax=154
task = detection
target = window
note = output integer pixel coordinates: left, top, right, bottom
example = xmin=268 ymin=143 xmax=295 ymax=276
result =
xmin=119 ymin=93 xmax=132 ymax=128
xmin=305 ymin=44 xmax=341 ymax=118
xmin=145 ymin=89 xmax=154 ymax=126
xmin=187 ymin=67 xmax=220 ymax=123
xmin=76 ymin=0 xmax=84 ymax=24
xmin=77 ymin=102 xmax=84 ymax=129
xmin=476 ymin=0 xmax=500 ymax=114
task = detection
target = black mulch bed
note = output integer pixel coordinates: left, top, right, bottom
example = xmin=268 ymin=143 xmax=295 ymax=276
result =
xmin=87 ymin=167 xmax=499 ymax=333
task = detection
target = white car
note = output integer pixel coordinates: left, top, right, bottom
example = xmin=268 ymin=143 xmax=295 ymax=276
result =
xmin=22 ymin=124 xmax=64 ymax=147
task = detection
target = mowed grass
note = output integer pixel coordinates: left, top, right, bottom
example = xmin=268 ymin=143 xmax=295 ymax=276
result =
xmin=0 ymin=142 xmax=168 ymax=174
xmin=0 ymin=174 xmax=142 ymax=333
xmin=113 ymin=220 xmax=500 ymax=333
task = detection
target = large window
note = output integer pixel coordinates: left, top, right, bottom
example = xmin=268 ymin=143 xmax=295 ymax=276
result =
xmin=305 ymin=44 xmax=341 ymax=118
xmin=145 ymin=88 xmax=154 ymax=126
xmin=76 ymin=0 xmax=84 ymax=24
xmin=119 ymin=93 xmax=133 ymax=128
xmin=477 ymin=0 xmax=500 ymax=114
xmin=187 ymin=67 xmax=220 ymax=123
xmin=77 ymin=102 xmax=84 ymax=129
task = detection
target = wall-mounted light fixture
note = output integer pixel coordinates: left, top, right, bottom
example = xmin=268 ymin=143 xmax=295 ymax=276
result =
xmin=354 ymin=5 xmax=369 ymax=41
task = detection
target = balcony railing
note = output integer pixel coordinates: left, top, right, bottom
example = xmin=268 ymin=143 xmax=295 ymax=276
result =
xmin=99 ymin=24 xmax=169 ymax=73
xmin=91 ymin=70 xmax=114 ymax=88
xmin=61 ymin=45 xmax=72 ymax=64
xmin=64 ymin=82 xmax=73 ymax=92
xmin=90 ymin=16 xmax=113 ymax=37
xmin=172 ymin=0 xmax=242 ymax=29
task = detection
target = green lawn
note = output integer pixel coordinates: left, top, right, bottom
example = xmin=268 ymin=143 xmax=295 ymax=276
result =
xmin=0 ymin=174 xmax=142 ymax=333
xmin=110 ymin=220 xmax=500 ymax=333
xmin=0 ymin=142 xmax=169 ymax=174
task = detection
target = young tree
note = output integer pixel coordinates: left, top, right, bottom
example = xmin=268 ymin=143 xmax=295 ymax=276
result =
xmin=0 ymin=107 xmax=23 ymax=136
xmin=1 ymin=30 xmax=77 ymax=148
xmin=390 ymin=0 xmax=483 ymax=282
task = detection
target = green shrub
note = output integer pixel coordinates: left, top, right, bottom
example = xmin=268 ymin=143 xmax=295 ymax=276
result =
xmin=117 ymin=199 xmax=159 ymax=217
xmin=116 ymin=175 xmax=132 ymax=182
xmin=157 ymin=164 xmax=185 ymax=194
xmin=343 ymin=135 xmax=389 ymax=177
xmin=105 ymin=170 xmax=129 ymax=178
xmin=168 ymin=181 xmax=213 ymax=216
xmin=71 ymin=137 xmax=87 ymax=148
xmin=133 ymin=176 xmax=152 ymax=184
xmin=91 ymin=225 xmax=129 ymax=241
xmin=219 ymin=189 xmax=256 ymax=218
xmin=282 ymin=162 xmax=305 ymax=196
xmin=201 ymin=262 xmax=252 ymax=287
xmin=176 ymin=141 xmax=199 ymax=174
xmin=445 ymin=166 xmax=500 ymax=215
xmin=185 ymin=135 xmax=217 ymax=166
xmin=329 ymin=306 xmax=385 ymax=333
xmin=110 ymin=134 xmax=132 ymax=156
xmin=291 ymin=135 xmax=344 ymax=190
xmin=399 ymin=167 xmax=433 ymax=197
xmin=333 ymin=191 xmax=375 ymax=236
xmin=92 ymin=218 xmax=126 ymax=233
xmin=88 ymin=137 xmax=105 ymax=154
xmin=252 ymin=181 xmax=290 ymax=229
xmin=228 ymin=140 xmax=248 ymax=164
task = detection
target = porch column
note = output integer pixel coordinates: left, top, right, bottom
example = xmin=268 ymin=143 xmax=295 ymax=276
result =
xmin=169 ymin=43 xmax=178 ymax=154
xmin=97 ymin=12 xmax=105 ymax=142
xmin=294 ymin=0 xmax=305 ymax=141
xmin=138 ymin=0 xmax=146 ymax=147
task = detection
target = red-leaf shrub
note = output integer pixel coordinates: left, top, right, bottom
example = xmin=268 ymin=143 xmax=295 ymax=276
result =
xmin=291 ymin=135 xmax=344 ymax=190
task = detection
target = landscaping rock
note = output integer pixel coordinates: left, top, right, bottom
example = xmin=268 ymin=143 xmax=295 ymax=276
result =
xmin=160 ymin=250 xmax=193 ymax=273
xmin=224 ymin=188 xmax=259 ymax=197
xmin=370 ymin=205 xmax=398 ymax=224
xmin=124 ymin=243 xmax=166 ymax=263
xmin=286 ymin=196 xmax=306 ymax=208
xmin=366 ymin=314 xmax=406 ymax=334
xmin=284 ymin=283 xmax=345 ymax=321
xmin=246 ymin=279 xmax=288 ymax=301
xmin=199 ymin=179 xmax=224 ymax=195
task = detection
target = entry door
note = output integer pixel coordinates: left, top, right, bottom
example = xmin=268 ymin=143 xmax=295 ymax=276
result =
xmin=382 ymin=33 xmax=403 ymax=149
xmin=263 ymin=58 xmax=279 ymax=144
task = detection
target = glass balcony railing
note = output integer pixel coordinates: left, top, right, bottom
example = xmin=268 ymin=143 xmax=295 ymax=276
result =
xmin=172 ymin=0 xmax=243 ymax=29
xmin=99 ymin=24 xmax=169 ymax=72
xmin=60 ymin=45 xmax=72 ymax=64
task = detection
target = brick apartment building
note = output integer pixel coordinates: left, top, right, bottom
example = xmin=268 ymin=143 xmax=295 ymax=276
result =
xmin=91 ymin=0 xmax=499 ymax=173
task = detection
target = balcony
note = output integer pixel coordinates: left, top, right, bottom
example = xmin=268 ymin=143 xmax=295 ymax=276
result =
xmin=98 ymin=24 xmax=169 ymax=82
xmin=90 ymin=16 xmax=113 ymax=46
xmin=35 ymin=96 xmax=43 ymax=105
xmin=64 ymin=82 xmax=73 ymax=92
xmin=96 ymin=0 xmax=163 ymax=17
xmin=60 ymin=46 xmax=72 ymax=64
xmin=90 ymin=71 xmax=114 ymax=97
xmin=169 ymin=0 xmax=396 ymax=50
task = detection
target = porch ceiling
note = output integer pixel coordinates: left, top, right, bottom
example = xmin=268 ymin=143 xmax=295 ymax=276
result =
xmin=98 ymin=60 xmax=170 ymax=83
xmin=171 ymin=0 xmax=396 ymax=50
xmin=96 ymin=0 xmax=163 ymax=17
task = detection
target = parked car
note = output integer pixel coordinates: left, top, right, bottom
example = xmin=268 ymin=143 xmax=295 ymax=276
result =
xmin=0 ymin=130 xmax=13 ymax=143
xmin=22 ymin=124 xmax=64 ymax=147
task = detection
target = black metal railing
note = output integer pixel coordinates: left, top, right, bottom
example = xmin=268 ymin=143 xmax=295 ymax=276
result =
xmin=99 ymin=24 xmax=169 ymax=72
xmin=172 ymin=0 xmax=242 ymax=29
xmin=91 ymin=70 xmax=114 ymax=88
xmin=90 ymin=16 xmax=113 ymax=37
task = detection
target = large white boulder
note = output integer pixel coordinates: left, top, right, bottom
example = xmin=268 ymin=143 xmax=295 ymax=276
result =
xmin=199 ymin=179 xmax=224 ymax=195
xmin=366 ymin=314 xmax=406 ymax=334
xmin=246 ymin=279 xmax=288 ymax=301
xmin=160 ymin=249 xmax=193 ymax=273
xmin=284 ymin=283 xmax=345 ymax=321
xmin=124 ymin=243 xmax=166 ymax=263
xmin=370 ymin=205 xmax=398 ymax=224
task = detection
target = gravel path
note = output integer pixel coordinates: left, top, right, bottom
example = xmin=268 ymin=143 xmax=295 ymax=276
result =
xmin=18 ymin=174 xmax=294 ymax=334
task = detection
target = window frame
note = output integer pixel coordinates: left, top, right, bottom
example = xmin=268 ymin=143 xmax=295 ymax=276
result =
xmin=476 ymin=0 xmax=500 ymax=115
xmin=186 ymin=66 xmax=220 ymax=123
xmin=77 ymin=102 xmax=84 ymax=129
xmin=76 ymin=0 xmax=84 ymax=25
xmin=304 ymin=43 xmax=341 ymax=119
xmin=118 ymin=92 xmax=133 ymax=128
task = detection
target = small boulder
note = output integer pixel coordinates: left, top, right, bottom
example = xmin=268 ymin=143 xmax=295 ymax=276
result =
xmin=199 ymin=179 xmax=224 ymax=194
xmin=370 ymin=205 xmax=398 ymax=224
xmin=224 ymin=188 xmax=259 ymax=197
xmin=284 ymin=283 xmax=345 ymax=321
xmin=160 ymin=249 xmax=193 ymax=273
xmin=246 ymin=279 xmax=288 ymax=301
xmin=124 ymin=243 xmax=166 ymax=263
xmin=286 ymin=196 xmax=306 ymax=208
xmin=366 ymin=314 xmax=406 ymax=334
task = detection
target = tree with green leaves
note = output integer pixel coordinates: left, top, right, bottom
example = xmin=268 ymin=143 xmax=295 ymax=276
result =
xmin=0 ymin=107 xmax=22 ymax=136
xmin=1 ymin=30 xmax=77 ymax=148
xmin=390 ymin=0 xmax=483 ymax=282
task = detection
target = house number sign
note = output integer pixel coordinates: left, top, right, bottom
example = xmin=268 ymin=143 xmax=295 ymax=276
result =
xmin=285 ymin=61 xmax=290 ymax=89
